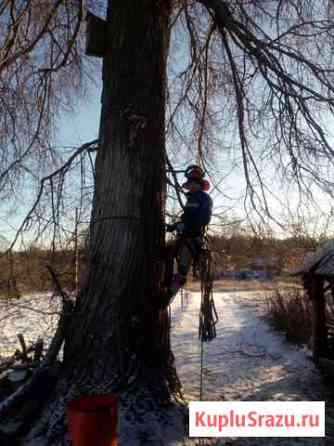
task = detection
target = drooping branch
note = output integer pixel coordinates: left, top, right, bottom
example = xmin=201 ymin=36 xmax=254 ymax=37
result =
xmin=0 ymin=0 xmax=89 ymax=216
xmin=191 ymin=0 xmax=334 ymax=222
xmin=4 ymin=139 xmax=98 ymax=252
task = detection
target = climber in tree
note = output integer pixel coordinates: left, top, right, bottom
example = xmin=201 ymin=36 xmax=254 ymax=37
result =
xmin=165 ymin=165 xmax=213 ymax=302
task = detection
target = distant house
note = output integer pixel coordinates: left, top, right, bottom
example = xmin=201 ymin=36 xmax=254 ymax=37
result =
xmin=247 ymin=255 xmax=281 ymax=276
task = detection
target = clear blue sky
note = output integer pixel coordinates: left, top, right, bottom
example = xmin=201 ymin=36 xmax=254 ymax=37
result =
xmin=58 ymin=84 xmax=101 ymax=147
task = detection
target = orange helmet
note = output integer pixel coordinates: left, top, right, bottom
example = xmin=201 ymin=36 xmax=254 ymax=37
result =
xmin=184 ymin=165 xmax=205 ymax=181
xmin=183 ymin=165 xmax=210 ymax=191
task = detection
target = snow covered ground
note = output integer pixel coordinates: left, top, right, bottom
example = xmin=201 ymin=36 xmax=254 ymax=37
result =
xmin=1 ymin=288 xmax=334 ymax=445
xmin=171 ymin=290 xmax=334 ymax=445
xmin=0 ymin=293 xmax=60 ymax=357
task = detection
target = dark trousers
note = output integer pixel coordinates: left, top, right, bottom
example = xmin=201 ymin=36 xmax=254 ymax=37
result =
xmin=164 ymin=236 xmax=203 ymax=297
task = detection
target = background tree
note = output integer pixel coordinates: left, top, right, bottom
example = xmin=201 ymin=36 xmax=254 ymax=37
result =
xmin=2 ymin=0 xmax=334 ymax=444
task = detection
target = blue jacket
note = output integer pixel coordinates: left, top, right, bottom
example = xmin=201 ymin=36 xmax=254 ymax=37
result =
xmin=181 ymin=190 xmax=212 ymax=237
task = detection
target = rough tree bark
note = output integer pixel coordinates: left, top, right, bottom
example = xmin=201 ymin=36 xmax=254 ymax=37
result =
xmin=21 ymin=1 xmax=188 ymax=444
xmin=64 ymin=0 xmax=174 ymax=392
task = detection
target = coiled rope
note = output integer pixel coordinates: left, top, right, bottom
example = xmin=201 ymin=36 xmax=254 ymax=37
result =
xmin=198 ymin=245 xmax=218 ymax=343
xmin=197 ymin=241 xmax=219 ymax=405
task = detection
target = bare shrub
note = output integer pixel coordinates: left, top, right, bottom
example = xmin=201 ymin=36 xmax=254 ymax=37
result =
xmin=267 ymin=288 xmax=311 ymax=344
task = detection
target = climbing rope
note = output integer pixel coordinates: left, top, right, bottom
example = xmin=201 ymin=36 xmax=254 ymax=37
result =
xmin=199 ymin=333 xmax=205 ymax=401
xmin=197 ymin=238 xmax=219 ymax=403
xmin=180 ymin=287 xmax=184 ymax=311
xmin=198 ymin=244 xmax=218 ymax=342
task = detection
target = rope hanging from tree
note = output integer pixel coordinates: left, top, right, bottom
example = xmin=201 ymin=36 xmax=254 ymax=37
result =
xmin=197 ymin=238 xmax=218 ymax=404
xmin=198 ymin=240 xmax=218 ymax=342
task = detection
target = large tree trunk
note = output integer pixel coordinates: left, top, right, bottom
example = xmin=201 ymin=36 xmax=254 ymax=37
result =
xmin=21 ymin=1 xmax=189 ymax=444
xmin=64 ymin=0 xmax=175 ymax=393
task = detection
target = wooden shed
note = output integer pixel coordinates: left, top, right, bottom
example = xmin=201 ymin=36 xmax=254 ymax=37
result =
xmin=293 ymin=241 xmax=334 ymax=370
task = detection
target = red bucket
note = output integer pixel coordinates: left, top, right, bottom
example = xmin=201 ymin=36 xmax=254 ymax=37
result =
xmin=67 ymin=394 xmax=118 ymax=446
